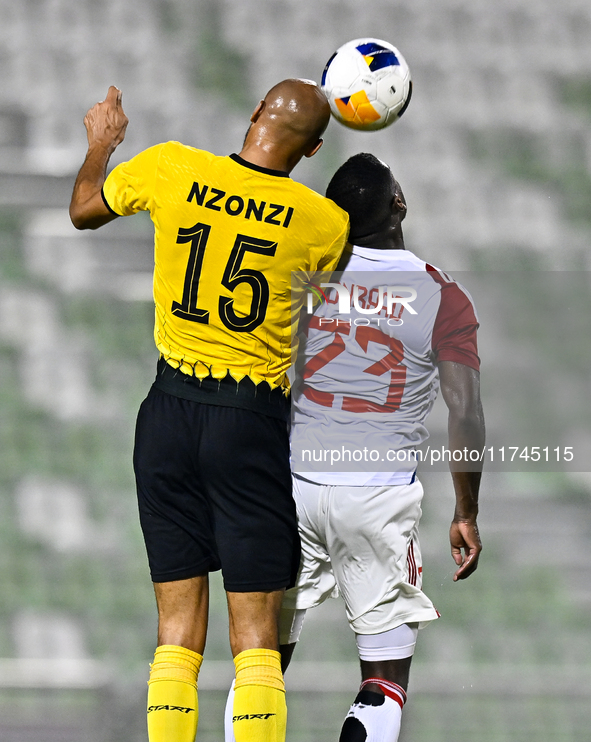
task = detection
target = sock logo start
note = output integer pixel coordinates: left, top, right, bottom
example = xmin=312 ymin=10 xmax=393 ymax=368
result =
xmin=233 ymin=713 xmax=276 ymax=721
xmin=147 ymin=705 xmax=195 ymax=714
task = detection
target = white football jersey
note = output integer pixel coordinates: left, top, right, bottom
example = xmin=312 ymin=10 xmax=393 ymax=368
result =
xmin=290 ymin=246 xmax=479 ymax=485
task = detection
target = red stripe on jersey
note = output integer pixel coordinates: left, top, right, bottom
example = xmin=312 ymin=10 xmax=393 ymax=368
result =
xmin=426 ymin=264 xmax=480 ymax=371
xmin=407 ymin=539 xmax=417 ymax=586
xmin=361 ymin=678 xmax=407 ymax=709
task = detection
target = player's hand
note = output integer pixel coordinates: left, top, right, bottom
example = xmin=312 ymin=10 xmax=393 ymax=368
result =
xmin=450 ymin=518 xmax=481 ymax=581
xmin=83 ymin=86 xmax=128 ymax=153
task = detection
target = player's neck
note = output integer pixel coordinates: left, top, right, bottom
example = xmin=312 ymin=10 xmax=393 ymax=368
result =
xmin=237 ymin=143 xmax=296 ymax=175
xmin=355 ymin=225 xmax=405 ymax=251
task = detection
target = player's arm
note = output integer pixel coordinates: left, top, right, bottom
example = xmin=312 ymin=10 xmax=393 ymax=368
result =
xmin=70 ymin=86 xmax=129 ymax=230
xmin=438 ymin=360 xmax=485 ymax=582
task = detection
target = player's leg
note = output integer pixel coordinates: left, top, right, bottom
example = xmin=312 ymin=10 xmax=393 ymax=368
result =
xmin=224 ymin=473 xmax=334 ymax=741
xmin=227 ymin=589 xmax=284 ymax=654
xmin=154 ymin=575 xmax=209 ymax=652
xmin=199 ymin=406 xmax=296 ymax=742
xmin=147 ymin=576 xmax=209 ymax=742
xmin=134 ymin=386 xmax=223 ymax=742
xmin=222 ymin=471 xmax=333 ymax=741
xmin=339 ymin=624 xmax=418 ymax=742
xmin=223 ymin=606 xmax=306 ymax=742
xmin=226 ymin=589 xmax=287 ymax=742
xmin=325 ymin=481 xmax=439 ymax=742
xmin=201 ymin=412 xmax=325 ymax=742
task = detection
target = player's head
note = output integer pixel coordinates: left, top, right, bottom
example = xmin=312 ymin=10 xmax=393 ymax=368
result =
xmin=326 ymin=153 xmax=406 ymax=243
xmin=244 ymin=79 xmax=331 ymax=168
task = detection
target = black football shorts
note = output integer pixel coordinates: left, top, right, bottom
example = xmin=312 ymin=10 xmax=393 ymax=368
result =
xmin=133 ymin=385 xmax=299 ymax=592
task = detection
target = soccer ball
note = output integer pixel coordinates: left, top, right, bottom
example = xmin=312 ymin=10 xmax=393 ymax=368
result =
xmin=321 ymin=38 xmax=412 ymax=131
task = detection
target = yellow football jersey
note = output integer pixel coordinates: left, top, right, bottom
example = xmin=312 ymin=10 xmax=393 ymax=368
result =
xmin=103 ymin=142 xmax=349 ymax=389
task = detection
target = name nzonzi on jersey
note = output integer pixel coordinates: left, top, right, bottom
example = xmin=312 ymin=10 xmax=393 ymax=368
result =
xmin=187 ymin=181 xmax=295 ymax=228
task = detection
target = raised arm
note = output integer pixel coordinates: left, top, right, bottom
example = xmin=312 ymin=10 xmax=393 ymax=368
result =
xmin=438 ymin=360 xmax=485 ymax=582
xmin=69 ymin=86 xmax=129 ymax=230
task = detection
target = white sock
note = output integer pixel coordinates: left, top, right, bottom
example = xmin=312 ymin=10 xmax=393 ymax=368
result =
xmin=224 ymin=679 xmax=235 ymax=742
xmin=339 ymin=679 xmax=406 ymax=742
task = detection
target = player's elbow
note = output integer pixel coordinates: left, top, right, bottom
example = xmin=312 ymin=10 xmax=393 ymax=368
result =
xmin=69 ymin=202 xmax=90 ymax=230
xmin=69 ymin=203 xmax=107 ymax=230
xmin=70 ymin=213 xmax=86 ymax=230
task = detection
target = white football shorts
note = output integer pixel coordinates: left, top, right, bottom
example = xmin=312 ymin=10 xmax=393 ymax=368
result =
xmin=283 ymin=475 xmax=440 ymax=635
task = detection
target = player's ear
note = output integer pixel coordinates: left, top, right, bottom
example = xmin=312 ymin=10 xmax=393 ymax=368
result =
xmin=393 ymin=195 xmax=407 ymax=218
xmin=250 ymin=100 xmax=265 ymax=123
xmin=304 ymin=138 xmax=323 ymax=158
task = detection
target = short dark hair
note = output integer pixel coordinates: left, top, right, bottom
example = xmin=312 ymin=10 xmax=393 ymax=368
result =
xmin=325 ymin=153 xmax=394 ymax=239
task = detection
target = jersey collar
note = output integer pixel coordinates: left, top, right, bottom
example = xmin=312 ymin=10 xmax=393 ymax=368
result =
xmin=230 ymin=153 xmax=290 ymax=178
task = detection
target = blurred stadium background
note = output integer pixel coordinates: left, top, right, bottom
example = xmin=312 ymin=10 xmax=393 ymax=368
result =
xmin=0 ymin=0 xmax=590 ymax=740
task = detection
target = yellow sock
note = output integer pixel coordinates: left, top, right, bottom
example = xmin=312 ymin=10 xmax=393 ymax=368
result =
xmin=147 ymin=644 xmax=203 ymax=742
xmin=232 ymin=649 xmax=287 ymax=742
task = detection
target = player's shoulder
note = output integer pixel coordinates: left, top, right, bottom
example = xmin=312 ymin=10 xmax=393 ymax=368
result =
xmin=372 ymin=250 xmax=471 ymax=303
xmin=394 ymin=248 xmax=428 ymax=271
xmin=423 ymin=261 xmax=470 ymax=296
xmin=423 ymin=261 xmax=455 ymax=283
xmin=349 ymin=246 xmax=427 ymax=272
xmin=424 ymin=261 xmax=478 ymax=316
xmin=292 ymin=186 xmax=349 ymax=232
xmin=117 ymin=141 xmax=204 ymax=170
xmin=300 ymin=185 xmax=345 ymax=214
xmin=155 ymin=140 xmax=217 ymax=163
xmin=323 ymin=193 xmax=349 ymax=221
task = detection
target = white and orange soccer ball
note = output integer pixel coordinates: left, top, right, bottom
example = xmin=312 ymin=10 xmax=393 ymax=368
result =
xmin=321 ymin=38 xmax=412 ymax=131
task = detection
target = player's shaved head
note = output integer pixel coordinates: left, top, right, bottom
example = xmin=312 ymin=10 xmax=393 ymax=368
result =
xmin=261 ymin=78 xmax=331 ymax=145
xmin=241 ymin=79 xmax=331 ymax=172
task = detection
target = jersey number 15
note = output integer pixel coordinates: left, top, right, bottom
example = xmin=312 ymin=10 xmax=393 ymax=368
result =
xmin=171 ymin=222 xmax=277 ymax=333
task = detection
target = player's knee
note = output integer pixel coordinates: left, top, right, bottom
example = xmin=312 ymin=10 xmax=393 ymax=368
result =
xmin=227 ymin=590 xmax=286 ymax=655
